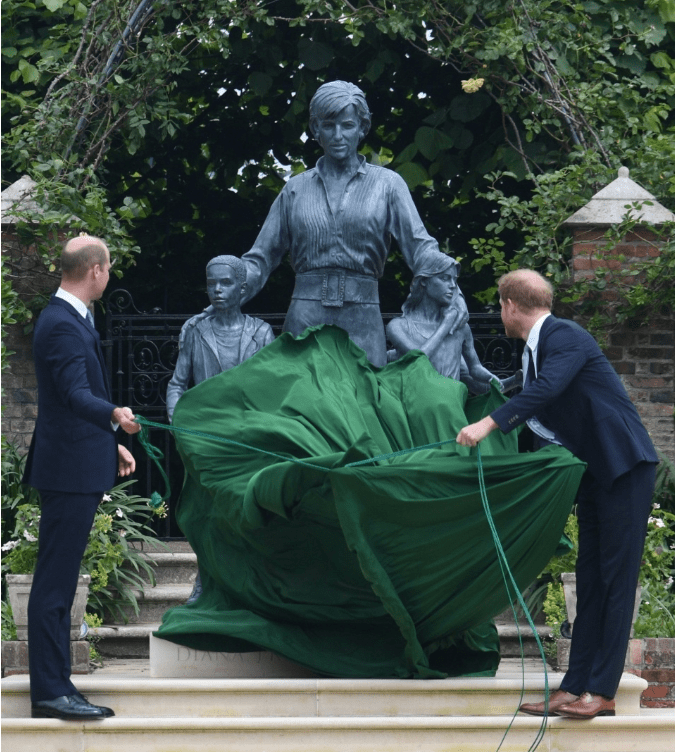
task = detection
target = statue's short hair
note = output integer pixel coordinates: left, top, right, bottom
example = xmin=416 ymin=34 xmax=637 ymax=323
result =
xmin=498 ymin=269 xmax=553 ymax=311
xmin=309 ymin=81 xmax=371 ymax=141
xmin=60 ymin=235 xmax=108 ymax=280
xmin=206 ymin=255 xmax=246 ymax=286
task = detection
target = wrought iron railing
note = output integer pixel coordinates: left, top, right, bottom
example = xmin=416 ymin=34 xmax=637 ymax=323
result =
xmin=104 ymin=289 xmax=520 ymax=538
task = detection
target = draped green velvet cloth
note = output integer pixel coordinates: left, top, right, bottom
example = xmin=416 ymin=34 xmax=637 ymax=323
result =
xmin=155 ymin=325 xmax=585 ymax=679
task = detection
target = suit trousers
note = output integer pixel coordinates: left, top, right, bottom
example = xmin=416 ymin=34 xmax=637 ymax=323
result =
xmin=559 ymin=461 xmax=656 ymax=699
xmin=28 ymin=490 xmax=101 ymax=702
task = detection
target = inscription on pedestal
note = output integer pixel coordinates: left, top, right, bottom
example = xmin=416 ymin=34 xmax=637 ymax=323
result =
xmin=150 ymin=634 xmax=318 ymax=678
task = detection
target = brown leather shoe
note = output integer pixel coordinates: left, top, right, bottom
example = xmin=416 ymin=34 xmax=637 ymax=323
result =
xmin=519 ymin=690 xmax=578 ymax=716
xmin=557 ymin=692 xmax=616 ymax=719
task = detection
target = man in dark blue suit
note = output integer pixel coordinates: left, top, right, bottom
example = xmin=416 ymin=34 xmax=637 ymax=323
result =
xmin=23 ymin=234 xmax=141 ymax=720
xmin=457 ymin=269 xmax=658 ymax=719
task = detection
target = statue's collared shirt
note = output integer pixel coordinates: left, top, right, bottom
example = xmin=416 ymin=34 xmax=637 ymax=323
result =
xmin=241 ymin=155 xmax=444 ymax=302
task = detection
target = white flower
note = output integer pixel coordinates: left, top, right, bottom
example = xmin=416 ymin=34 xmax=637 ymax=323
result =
xmin=119 ymin=530 xmax=127 ymax=537
xmin=1 ymin=540 xmax=19 ymax=552
xmin=653 ymin=503 xmax=661 ymax=509
xmin=23 ymin=531 xmax=37 ymax=542
xmin=115 ymin=508 xmax=124 ymax=518
xmin=102 ymin=494 xmax=112 ymax=502
xmin=666 ymin=577 xmax=674 ymax=589
xmin=654 ymin=518 xmax=665 ymax=528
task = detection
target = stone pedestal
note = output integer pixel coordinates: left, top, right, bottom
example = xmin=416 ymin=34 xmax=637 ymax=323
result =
xmin=1 ymin=640 xmax=90 ymax=677
xmin=149 ymin=634 xmax=319 ymax=678
xmin=5 ymin=573 xmax=90 ymax=640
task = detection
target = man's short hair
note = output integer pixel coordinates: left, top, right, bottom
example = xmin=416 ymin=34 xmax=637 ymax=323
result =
xmin=498 ymin=269 xmax=554 ymax=311
xmin=60 ymin=235 xmax=108 ymax=280
xmin=206 ymin=255 xmax=246 ymax=286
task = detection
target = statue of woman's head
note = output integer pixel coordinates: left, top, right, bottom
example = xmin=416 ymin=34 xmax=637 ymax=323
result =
xmin=309 ymin=81 xmax=371 ymax=142
xmin=402 ymin=255 xmax=461 ymax=315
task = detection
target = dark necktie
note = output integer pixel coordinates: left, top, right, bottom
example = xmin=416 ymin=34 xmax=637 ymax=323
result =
xmin=524 ymin=345 xmax=536 ymax=387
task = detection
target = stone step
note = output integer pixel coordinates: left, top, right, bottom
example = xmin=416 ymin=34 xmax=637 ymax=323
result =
xmin=138 ymin=552 xmax=198 ymax=586
xmin=4 ymin=714 xmax=674 ymax=752
xmin=107 ymin=584 xmax=192 ymax=624
xmin=3 ymin=671 xmax=673 ymax=752
xmin=93 ymin=623 xmax=162 ymax=659
xmin=93 ymin=621 xmax=553 ymax=661
xmin=1 ymin=668 xmax=649 ymax=718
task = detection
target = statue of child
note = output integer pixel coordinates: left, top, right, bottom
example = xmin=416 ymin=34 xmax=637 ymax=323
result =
xmin=387 ymin=256 xmax=521 ymax=394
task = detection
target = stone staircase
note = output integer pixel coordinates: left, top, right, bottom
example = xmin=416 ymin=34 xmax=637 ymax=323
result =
xmin=3 ymin=546 xmax=674 ymax=751
xmin=3 ymin=666 xmax=673 ymax=751
xmin=93 ymin=543 xmax=552 ymax=660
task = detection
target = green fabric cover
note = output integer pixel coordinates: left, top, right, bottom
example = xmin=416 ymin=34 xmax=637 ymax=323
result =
xmin=155 ymin=325 xmax=585 ymax=679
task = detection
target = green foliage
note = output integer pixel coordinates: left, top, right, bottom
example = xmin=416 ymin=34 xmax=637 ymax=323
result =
xmin=1 ymin=437 xmax=41 ymax=555
xmin=3 ymin=0 xmax=673 ymax=317
xmin=634 ymin=453 xmax=675 ymax=638
xmin=1 ymin=599 xmax=17 ymax=642
xmin=1 ymin=440 xmax=167 ymax=625
xmin=543 ymin=580 xmax=567 ymax=641
xmin=85 ymin=482 xmax=167 ymax=620
xmin=541 ymin=454 xmax=675 ymax=639
xmin=84 ymin=611 xmax=104 ymax=664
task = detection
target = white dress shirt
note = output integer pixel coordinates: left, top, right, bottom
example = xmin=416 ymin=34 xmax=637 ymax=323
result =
xmin=523 ymin=313 xmax=561 ymax=445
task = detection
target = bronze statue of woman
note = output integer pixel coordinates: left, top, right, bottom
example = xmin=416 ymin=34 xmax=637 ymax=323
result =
xmin=236 ymin=80 xmax=460 ymax=367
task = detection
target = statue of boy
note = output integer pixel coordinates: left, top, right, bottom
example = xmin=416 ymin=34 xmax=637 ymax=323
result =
xmin=166 ymin=255 xmax=274 ymax=604
xmin=166 ymin=255 xmax=274 ymax=423
xmin=387 ymin=256 xmax=521 ymax=393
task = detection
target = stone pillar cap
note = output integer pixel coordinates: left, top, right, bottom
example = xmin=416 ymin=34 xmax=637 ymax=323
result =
xmin=563 ymin=166 xmax=675 ymax=226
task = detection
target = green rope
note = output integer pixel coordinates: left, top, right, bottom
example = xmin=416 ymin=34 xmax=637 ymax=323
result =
xmin=135 ymin=415 xmax=550 ymax=749
xmin=476 ymin=445 xmax=549 ymax=751
xmin=135 ymin=415 xmax=461 ymax=502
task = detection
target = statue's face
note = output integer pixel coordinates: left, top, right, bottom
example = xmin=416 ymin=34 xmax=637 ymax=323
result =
xmin=206 ymin=263 xmax=242 ymax=310
xmin=316 ymin=104 xmax=364 ymax=162
xmin=425 ymin=271 xmax=458 ymax=307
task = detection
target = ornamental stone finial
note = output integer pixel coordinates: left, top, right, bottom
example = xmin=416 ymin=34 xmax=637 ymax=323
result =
xmin=563 ymin=166 xmax=675 ymax=226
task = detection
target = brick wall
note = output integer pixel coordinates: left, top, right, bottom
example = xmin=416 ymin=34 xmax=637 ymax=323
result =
xmin=570 ymin=226 xmax=675 ymax=464
xmin=1 ymin=323 xmax=38 ymax=452
xmin=2 ymin=228 xmax=58 ymax=451
xmin=626 ymin=638 xmax=675 ymax=708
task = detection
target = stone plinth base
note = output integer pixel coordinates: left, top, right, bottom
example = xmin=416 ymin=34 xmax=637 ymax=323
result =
xmin=1 ymin=640 xmax=90 ymax=677
xmin=150 ymin=634 xmax=319 ymax=679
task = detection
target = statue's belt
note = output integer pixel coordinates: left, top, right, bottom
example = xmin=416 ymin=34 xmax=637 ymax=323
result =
xmin=292 ymin=269 xmax=379 ymax=308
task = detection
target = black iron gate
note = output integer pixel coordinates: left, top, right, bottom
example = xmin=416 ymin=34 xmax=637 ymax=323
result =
xmin=103 ymin=289 xmax=520 ymax=538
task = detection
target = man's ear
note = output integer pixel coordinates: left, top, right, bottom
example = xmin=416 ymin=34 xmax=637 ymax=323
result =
xmin=240 ymin=281 xmax=247 ymax=297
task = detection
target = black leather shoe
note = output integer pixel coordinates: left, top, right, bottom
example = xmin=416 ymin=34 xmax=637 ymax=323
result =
xmin=76 ymin=692 xmax=115 ymax=718
xmin=31 ymin=694 xmax=108 ymax=720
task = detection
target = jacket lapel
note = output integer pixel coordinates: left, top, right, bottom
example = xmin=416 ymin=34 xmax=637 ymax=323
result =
xmin=50 ymin=296 xmax=111 ymax=396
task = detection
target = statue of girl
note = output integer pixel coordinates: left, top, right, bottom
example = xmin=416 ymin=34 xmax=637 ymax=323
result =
xmin=387 ymin=256 xmax=521 ymax=393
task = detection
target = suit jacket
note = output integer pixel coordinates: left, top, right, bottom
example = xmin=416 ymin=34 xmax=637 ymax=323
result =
xmin=491 ymin=315 xmax=658 ymax=489
xmin=166 ymin=313 xmax=274 ymax=418
xmin=23 ymin=296 xmax=118 ymax=493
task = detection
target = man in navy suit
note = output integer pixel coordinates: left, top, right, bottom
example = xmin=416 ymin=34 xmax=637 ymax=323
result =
xmin=23 ymin=234 xmax=141 ymax=720
xmin=457 ymin=269 xmax=658 ymax=719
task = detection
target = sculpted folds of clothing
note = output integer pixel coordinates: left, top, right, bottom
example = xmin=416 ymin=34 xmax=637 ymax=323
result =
xmin=395 ymin=318 xmax=463 ymax=381
xmin=23 ymin=297 xmax=118 ymax=493
xmin=166 ymin=314 xmax=274 ymax=414
xmin=491 ymin=316 xmax=658 ymax=488
xmin=241 ymin=157 xmax=444 ymax=301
